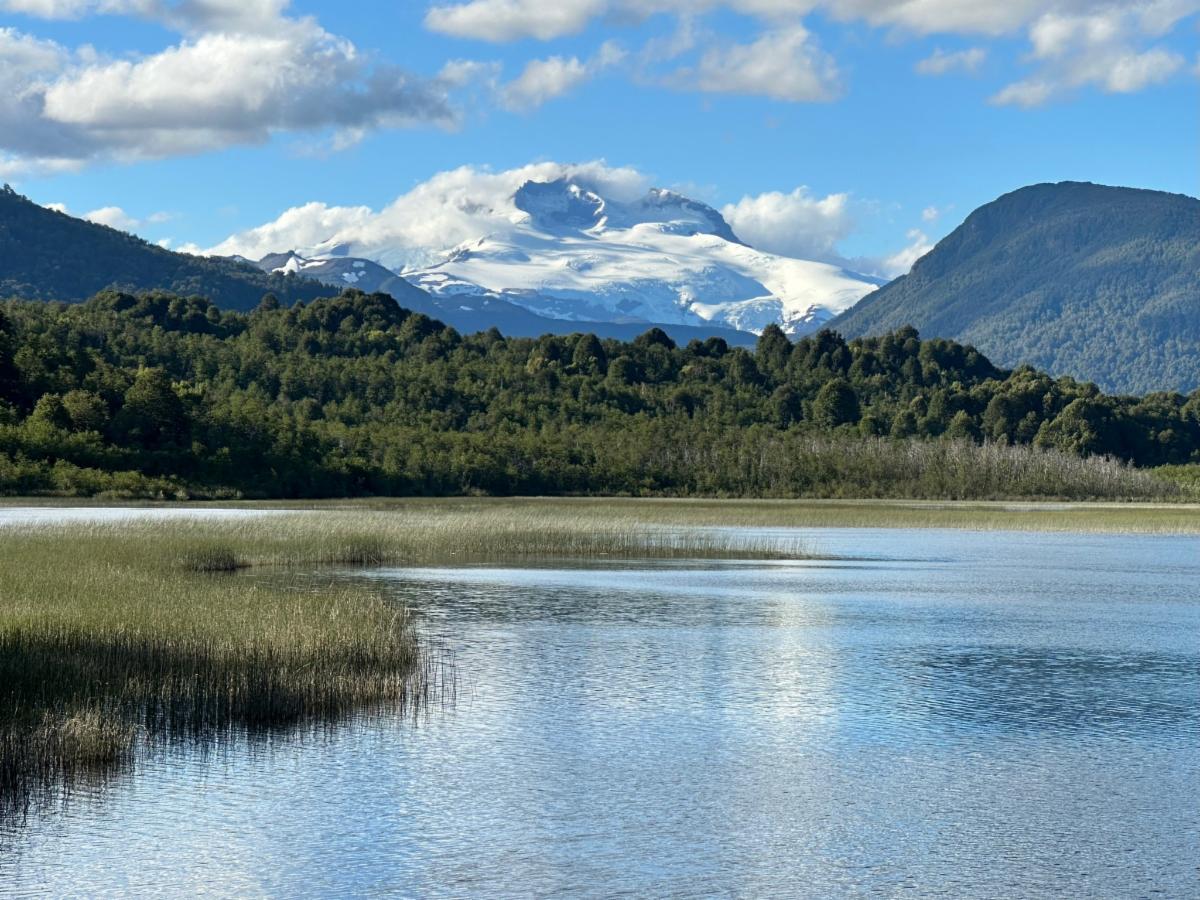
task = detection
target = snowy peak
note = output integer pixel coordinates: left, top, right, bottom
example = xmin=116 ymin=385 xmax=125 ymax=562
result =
xmin=512 ymin=178 xmax=741 ymax=243
xmin=615 ymin=188 xmax=741 ymax=243
xmin=513 ymin=179 xmax=606 ymax=233
xmin=252 ymin=251 xmax=425 ymax=299
xmin=242 ymin=177 xmax=881 ymax=339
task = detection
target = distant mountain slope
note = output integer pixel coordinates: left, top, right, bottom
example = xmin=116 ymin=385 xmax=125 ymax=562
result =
xmin=829 ymin=182 xmax=1200 ymax=394
xmin=249 ymin=251 xmax=755 ymax=346
xmin=0 ymin=185 xmax=328 ymax=310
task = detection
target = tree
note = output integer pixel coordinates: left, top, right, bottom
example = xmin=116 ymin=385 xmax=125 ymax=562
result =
xmin=62 ymin=389 xmax=111 ymax=433
xmin=946 ymin=410 xmax=980 ymax=442
xmin=769 ymin=385 xmax=802 ymax=428
xmin=0 ymin=307 xmax=15 ymax=400
xmin=1034 ymin=398 xmax=1118 ymax=456
xmin=571 ymin=333 xmax=607 ymax=375
xmin=812 ymin=378 xmax=860 ymax=427
xmin=633 ymin=327 xmax=676 ymax=351
xmin=116 ymin=368 xmax=189 ymax=450
xmin=606 ymin=356 xmax=637 ymax=387
xmin=890 ymin=409 xmax=918 ymax=438
xmin=755 ymin=324 xmax=791 ymax=378
xmin=29 ymin=393 xmax=70 ymax=430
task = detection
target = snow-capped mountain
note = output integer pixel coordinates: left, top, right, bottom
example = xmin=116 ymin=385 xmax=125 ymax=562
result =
xmin=403 ymin=179 xmax=881 ymax=335
xmin=247 ymin=178 xmax=882 ymax=337
xmin=255 ymin=251 xmax=410 ymax=295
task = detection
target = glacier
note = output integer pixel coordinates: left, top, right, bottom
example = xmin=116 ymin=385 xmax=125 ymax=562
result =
xmin=253 ymin=177 xmax=882 ymax=337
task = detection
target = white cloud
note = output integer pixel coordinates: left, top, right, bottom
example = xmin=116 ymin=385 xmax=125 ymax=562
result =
xmin=921 ymin=205 xmax=940 ymax=221
xmin=721 ymin=186 xmax=854 ymax=261
xmin=678 ymin=25 xmax=841 ymax=102
xmin=425 ymin=0 xmax=607 ymax=41
xmin=422 ymin=0 xmax=1198 ymax=107
xmin=38 ymin=21 xmax=453 ymax=158
xmin=877 ymin=228 xmax=933 ymax=278
xmin=916 ymin=47 xmax=986 ymax=75
xmin=0 ymin=5 xmax=455 ymax=174
xmin=0 ymin=0 xmax=291 ymax=33
xmin=991 ymin=5 xmax=1193 ymax=105
xmin=205 ymin=160 xmax=654 ymax=267
xmin=990 ymin=78 xmax=1054 ymax=106
xmin=437 ymin=58 xmax=501 ymax=88
xmin=83 ymin=205 xmax=140 ymax=230
xmin=418 ymin=1 xmax=1193 ymax=42
xmin=501 ymin=56 xmax=590 ymax=110
xmin=36 ymin=200 xmax=176 ymax=233
xmin=499 ymin=41 xmax=625 ymax=110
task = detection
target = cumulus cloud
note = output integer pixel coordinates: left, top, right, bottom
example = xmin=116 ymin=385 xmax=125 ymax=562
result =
xmin=423 ymin=0 xmax=1197 ymax=106
xmin=0 ymin=0 xmax=291 ymax=33
xmin=83 ymin=206 xmax=140 ymax=230
xmin=38 ymin=22 xmax=453 ymax=157
xmin=40 ymin=201 xmax=171 ymax=232
xmin=921 ymin=205 xmax=940 ymax=222
xmin=499 ymin=43 xmax=624 ymax=110
xmin=206 ymin=160 xmax=654 ymax=268
xmin=420 ymin=0 xmax=1193 ymax=42
xmin=676 ymin=25 xmax=841 ymax=102
xmin=425 ymin=0 xmax=607 ymax=42
xmin=501 ymin=56 xmax=590 ymax=110
xmin=991 ymin=5 xmax=1193 ymax=105
xmin=0 ymin=4 xmax=456 ymax=173
xmin=721 ymin=186 xmax=854 ymax=261
xmin=877 ymin=228 xmax=934 ymax=278
xmin=916 ymin=47 xmax=986 ymax=75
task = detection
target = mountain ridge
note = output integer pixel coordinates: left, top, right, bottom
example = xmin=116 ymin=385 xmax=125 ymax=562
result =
xmin=0 ymin=185 xmax=330 ymax=310
xmin=829 ymin=181 xmax=1200 ymax=393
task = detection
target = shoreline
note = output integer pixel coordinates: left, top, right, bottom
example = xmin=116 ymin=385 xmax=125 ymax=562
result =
xmin=1 ymin=495 xmax=1198 ymax=534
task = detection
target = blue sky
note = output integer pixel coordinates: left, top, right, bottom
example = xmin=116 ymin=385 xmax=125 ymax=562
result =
xmin=1 ymin=0 xmax=1197 ymax=271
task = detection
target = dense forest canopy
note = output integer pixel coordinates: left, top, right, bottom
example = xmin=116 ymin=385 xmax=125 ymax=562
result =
xmin=1 ymin=289 xmax=1197 ymax=499
xmin=830 ymin=182 xmax=1200 ymax=394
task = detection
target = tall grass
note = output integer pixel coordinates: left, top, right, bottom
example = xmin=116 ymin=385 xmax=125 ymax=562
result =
xmin=646 ymin=436 xmax=1180 ymax=501
xmin=0 ymin=508 xmax=806 ymax=817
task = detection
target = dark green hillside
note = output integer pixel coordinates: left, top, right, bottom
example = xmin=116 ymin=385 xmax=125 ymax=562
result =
xmin=0 ymin=185 xmax=329 ymax=310
xmin=830 ymin=182 xmax=1200 ymax=394
xmin=0 ymin=289 xmax=1196 ymax=500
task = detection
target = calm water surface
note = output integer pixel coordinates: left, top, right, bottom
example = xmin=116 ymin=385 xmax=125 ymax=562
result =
xmin=1 ymin=520 xmax=1198 ymax=898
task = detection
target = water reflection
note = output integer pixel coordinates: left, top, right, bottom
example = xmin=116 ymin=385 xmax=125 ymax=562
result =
xmin=2 ymin=528 xmax=1199 ymax=898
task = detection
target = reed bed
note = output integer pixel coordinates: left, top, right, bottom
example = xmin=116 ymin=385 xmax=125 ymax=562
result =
xmin=0 ymin=507 xmax=806 ymax=817
xmin=285 ymin=497 xmax=1200 ymax=535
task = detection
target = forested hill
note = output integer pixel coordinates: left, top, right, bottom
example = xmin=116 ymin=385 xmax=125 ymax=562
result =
xmin=0 ymin=185 xmax=329 ymax=310
xmin=0 ymin=289 xmax=1196 ymax=500
xmin=829 ymin=182 xmax=1200 ymax=394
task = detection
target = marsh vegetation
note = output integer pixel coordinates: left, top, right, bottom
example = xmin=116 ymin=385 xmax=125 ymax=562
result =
xmin=0 ymin=506 xmax=806 ymax=815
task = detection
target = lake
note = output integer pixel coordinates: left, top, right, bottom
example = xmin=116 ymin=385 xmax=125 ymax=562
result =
xmin=1 ymin=520 xmax=1198 ymax=898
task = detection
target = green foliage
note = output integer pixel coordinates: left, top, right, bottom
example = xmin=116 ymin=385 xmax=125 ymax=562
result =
xmin=812 ymin=379 xmax=860 ymax=428
xmin=832 ymin=182 xmax=1200 ymax=393
xmin=0 ymin=287 xmax=1195 ymax=500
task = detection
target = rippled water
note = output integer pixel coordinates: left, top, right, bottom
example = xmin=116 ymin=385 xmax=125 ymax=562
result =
xmin=2 ymin=526 xmax=1199 ymax=897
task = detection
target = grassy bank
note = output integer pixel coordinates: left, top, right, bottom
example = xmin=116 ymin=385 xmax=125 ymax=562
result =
xmin=145 ymin=497 xmax=1200 ymax=535
xmin=0 ymin=508 xmax=805 ymax=814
